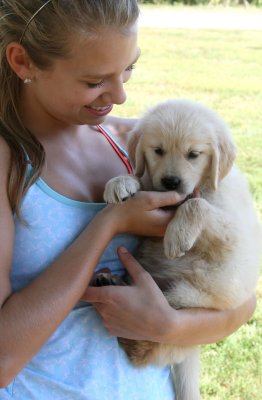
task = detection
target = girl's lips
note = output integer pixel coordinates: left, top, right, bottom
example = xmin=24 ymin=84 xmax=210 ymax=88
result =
xmin=85 ymin=104 xmax=113 ymax=117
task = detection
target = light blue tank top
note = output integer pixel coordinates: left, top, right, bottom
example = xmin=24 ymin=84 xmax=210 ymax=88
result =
xmin=0 ymin=132 xmax=174 ymax=400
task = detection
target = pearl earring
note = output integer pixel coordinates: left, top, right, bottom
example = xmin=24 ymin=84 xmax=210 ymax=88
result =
xmin=24 ymin=78 xmax=32 ymax=84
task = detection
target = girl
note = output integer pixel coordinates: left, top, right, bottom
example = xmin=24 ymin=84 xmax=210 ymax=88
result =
xmin=0 ymin=1 xmax=255 ymax=399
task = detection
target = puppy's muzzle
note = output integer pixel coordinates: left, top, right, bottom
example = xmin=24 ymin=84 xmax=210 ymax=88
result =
xmin=161 ymin=175 xmax=181 ymax=191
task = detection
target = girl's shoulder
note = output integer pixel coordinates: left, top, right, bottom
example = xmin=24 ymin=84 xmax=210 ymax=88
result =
xmin=103 ymin=116 xmax=138 ymax=149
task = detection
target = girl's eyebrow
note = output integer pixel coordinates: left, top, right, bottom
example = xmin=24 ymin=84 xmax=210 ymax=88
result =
xmin=82 ymin=48 xmax=141 ymax=79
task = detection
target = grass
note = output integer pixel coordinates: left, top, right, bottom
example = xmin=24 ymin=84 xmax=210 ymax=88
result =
xmin=115 ymin=18 xmax=262 ymax=399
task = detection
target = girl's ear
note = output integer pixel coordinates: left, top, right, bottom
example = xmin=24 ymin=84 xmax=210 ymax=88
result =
xmin=6 ymin=42 xmax=34 ymax=81
xmin=127 ymin=128 xmax=145 ymax=177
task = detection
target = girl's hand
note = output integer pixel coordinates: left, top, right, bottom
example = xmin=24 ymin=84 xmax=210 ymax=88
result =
xmin=82 ymin=246 xmax=175 ymax=341
xmin=102 ymin=190 xmax=187 ymax=237
xmin=82 ymin=248 xmax=257 ymax=345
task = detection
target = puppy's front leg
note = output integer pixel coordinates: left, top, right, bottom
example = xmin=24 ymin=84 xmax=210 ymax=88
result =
xmin=103 ymin=175 xmax=141 ymax=204
xmin=164 ymin=198 xmax=208 ymax=259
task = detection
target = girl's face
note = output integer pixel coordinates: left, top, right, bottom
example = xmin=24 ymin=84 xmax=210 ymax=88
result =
xmin=25 ymin=25 xmax=139 ymax=127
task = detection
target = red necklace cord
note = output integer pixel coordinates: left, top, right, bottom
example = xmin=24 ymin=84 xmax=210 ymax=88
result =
xmin=96 ymin=125 xmax=133 ymax=175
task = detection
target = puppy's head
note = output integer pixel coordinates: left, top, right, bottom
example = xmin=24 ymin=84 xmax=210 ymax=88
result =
xmin=128 ymin=99 xmax=236 ymax=194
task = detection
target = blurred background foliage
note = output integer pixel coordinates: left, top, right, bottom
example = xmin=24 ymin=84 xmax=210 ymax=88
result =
xmin=138 ymin=0 xmax=262 ymax=7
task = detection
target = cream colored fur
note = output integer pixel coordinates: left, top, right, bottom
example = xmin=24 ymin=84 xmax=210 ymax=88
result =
xmin=104 ymin=99 xmax=261 ymax=400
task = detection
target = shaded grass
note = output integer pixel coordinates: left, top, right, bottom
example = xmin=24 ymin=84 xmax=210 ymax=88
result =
xmin=117 ymin=26 xmax=262 ymax=399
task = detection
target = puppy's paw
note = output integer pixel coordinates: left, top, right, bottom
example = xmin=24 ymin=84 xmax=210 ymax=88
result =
xmin=92 ymin=272 xmax=127 ymax=287
xmin=164 ymin=198 xmax=205 ymax=259
xmin=103 ymin=175 xmax=141 ymax=203
xmin=164 ymin=221 xmax=195 ymax=259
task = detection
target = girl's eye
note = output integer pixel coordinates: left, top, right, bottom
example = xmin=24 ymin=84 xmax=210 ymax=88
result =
xmin=125 ymin=63 xmax=136 ymax=72
xmin=188 ymin=151 xmax=200 ymax=159
xmin=86 ymin=64 xmax=136 ymax=88
xmin=87 ymin=81 xmax=104 ymax=89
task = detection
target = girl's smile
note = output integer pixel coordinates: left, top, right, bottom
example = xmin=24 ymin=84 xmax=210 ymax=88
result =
xmin=85 ymin=104 xmax=113 ymax=117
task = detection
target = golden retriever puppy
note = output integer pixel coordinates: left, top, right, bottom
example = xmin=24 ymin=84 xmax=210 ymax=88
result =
xmin=103 ymin=99 xmax=261 ymax=400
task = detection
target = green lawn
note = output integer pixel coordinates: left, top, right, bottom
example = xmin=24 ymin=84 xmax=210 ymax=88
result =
xmin=116 ymin=23 xmax=262 ymax=399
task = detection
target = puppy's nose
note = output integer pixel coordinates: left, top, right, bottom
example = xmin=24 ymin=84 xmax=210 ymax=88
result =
xmin=161 ymin=176 xmax=181 ymax=190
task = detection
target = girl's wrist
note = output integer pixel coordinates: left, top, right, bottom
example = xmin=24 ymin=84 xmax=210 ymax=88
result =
xmin=99 ymin=204 xmax=124 ymax=236
xmin=148 ymin=306 xmax=181 ymax=345
xmin=101 ymin=202 xmax=132 ymax=235
xmin=157 ymin=307 xmax=206 ymax=346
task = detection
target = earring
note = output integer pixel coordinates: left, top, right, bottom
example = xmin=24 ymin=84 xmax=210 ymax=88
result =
xmin=24 ymin=78 xmax=32 ymax=84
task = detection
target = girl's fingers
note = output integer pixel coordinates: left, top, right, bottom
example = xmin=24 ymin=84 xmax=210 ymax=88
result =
xmin=134 ymin=190 xmax=187 ymax=209
xmin=117 ymin=246 xmax=149 ymax=285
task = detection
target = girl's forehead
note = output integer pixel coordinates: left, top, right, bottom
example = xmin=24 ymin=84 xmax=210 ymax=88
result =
xmin=69 ymin=24 xmax=138 ymax=53
xmin=64 ymin=27 xmax=139 ymax=75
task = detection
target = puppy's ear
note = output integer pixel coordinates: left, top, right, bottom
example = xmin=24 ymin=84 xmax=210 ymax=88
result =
xmin=210 ymin=125 xmax=236 ymax=190
xmin=218 ymin=129 xmax=236 ymax=180
xmin=210 ymin=146 xmax=220 ymax=190
xmin=128 ymin=128 xmax=145 ymax=177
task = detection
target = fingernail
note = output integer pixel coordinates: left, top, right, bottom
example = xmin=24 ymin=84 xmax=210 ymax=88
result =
xmin=118 ymin=246 xmax=128 ymax=254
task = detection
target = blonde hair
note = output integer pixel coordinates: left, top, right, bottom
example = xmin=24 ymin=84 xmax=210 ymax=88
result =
xmin=0 ymin=0 xmax=139 ymax=217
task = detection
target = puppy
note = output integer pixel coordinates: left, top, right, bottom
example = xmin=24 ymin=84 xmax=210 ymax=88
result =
xmin=103 ymin=99 xmax=261 ymax=400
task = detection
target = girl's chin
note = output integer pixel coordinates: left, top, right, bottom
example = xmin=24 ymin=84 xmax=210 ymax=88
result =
xmin=77 ymin=112 xmax=105 ymax=126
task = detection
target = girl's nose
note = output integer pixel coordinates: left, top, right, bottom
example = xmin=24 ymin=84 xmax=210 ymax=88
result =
xmin=101 ymin=79 xmax=127 ymax=105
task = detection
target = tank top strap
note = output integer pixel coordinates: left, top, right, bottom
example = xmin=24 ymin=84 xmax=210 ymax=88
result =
xmin=96 ymin=124 xmax=134 ymax=175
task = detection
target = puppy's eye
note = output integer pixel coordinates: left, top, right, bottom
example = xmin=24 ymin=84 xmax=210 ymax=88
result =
xmin=188 ymin=151 xmax=200 ymax=159
xmin=154 ymin=148 xmax=164 ymax=156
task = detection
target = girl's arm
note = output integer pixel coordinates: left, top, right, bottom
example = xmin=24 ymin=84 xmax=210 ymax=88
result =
xmin=83 ymin=248 xmax=256 ymax=346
